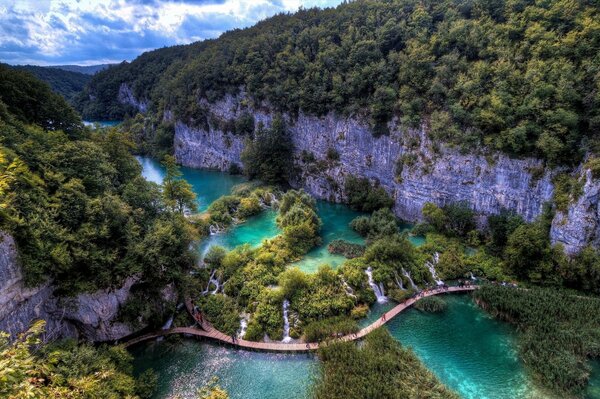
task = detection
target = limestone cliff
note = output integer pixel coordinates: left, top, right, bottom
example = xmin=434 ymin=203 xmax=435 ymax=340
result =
xmin=172 ymin=94 xmax=599 ymax=254
xmin=0 ymin=232 xmax=140 ymax=342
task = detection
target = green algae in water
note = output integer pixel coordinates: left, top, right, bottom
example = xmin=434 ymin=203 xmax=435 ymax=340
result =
xmin=130 ymin=340 xmax=318 ymax=399
xmin=387 ymin=294 xmax=539 ymax=399
xmin=137 ymin=156 xmax=246 ymax=212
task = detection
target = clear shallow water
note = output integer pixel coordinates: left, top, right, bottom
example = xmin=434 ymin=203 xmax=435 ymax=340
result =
xmin=293 ymin=201 xmax=365 ymax=273
xmin=387 ymin=294 xmax=540 ymax=399
xmin=137 ymin=156 xmax=246 ymax=212
xmin=588 ymin=361 xmax=600 ymax=399
xmin=199 ymin=210 xmax=280 ymax=256
xmin=131 ymin=340 xmax=318 ymax=399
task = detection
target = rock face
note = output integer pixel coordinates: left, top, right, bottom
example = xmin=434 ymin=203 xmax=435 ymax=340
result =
xmin=172 ymin=94 xmax=599 ymax=253
xmin=0 ymin=232 xmax=140 ymax=342
xmin=551 ymin=169 xmax=600 ymax=255
xmin=118 ymin=83 xmax=148 ymax=113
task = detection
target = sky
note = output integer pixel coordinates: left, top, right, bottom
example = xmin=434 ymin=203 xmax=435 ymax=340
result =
xmin=0 ymin=0 xmax=344 ymax=66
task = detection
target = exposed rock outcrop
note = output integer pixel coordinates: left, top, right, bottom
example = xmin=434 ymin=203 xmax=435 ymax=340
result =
xmin=551 ymin=169 xmax=600 ymax=255
xmin=171 ymin=94 xmax=599 ymax=253
xmin=0 ymin=232 xmax=142 ymax=342
xmin=118 ymin=83 xmax=148 ymax=113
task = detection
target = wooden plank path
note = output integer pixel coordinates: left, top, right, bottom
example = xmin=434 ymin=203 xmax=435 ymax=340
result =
xmin=123 ymin=285 xmax=477 ymax=352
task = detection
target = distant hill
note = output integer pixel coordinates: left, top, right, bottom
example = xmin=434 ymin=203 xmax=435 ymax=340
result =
xmin=13 ymin=65 xmax=91 ymax=103
xmin=52 ymin=64 xmax=113 ymax=75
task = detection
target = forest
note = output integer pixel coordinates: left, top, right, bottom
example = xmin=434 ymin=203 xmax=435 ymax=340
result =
xmin=77 ymin=0 xmax=600 ymax=165
xmin=11 ymin=64 xmax=91 ymax=103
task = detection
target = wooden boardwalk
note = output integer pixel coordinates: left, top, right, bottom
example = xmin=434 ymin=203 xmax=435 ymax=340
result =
xmin=123 ymin=285 xmax=477 ymax=352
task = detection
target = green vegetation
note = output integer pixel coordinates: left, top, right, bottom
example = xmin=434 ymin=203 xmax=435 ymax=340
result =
xmin=0 ymin=63 xmax=82 ymax=138
xmin=241 ymin=115 xmax=293 ymax=184
xmin=0 ymin=66 xmax=197 ymax=320
xmin=12 ymin=64 xmax=91 ymax=103
xmin=414 ymin=296 xmax=447 ymax=313
xmin=313 ymin=328 xmax=459 ymax=399
xmin=1 ymin=320 xmax=156 ymax=399
xmin=350 ymin=207 xmax=399 ymax=240
xmin=78 ymin=0 xmax=600 ymax=164
xmin=302 ymin=316 xmax=358 ymax=342
xmin=474 ymin=285 xmax=600 ymax=396
xmin=344 ymin=176 xmax=394 ymax=212
xmin=327 ymin=239 xmax=365 ymax=259
xmin=421 ymin=201 xmax=476 ymax=238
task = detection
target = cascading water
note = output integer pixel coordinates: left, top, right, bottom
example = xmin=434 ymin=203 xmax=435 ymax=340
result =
xmin=209 ymin=223 xmax=226 ymax=235
xmin=342 ymin=279 xmax=357 ymax=298
xmin=161 ymin=315 xmax=174 ymax=330
xmin=282 ymin=299 xmax=292 ymax=343
xmin=469 ymin=272 xmax=477 ymax=281
xmin=426 ymin=252 xmax=444 ymax=286
xmin=202 ymin=270 xmax=220 ymax=295
xmin=238 ymin=314 xmax=249 ymax=339
xmin=402 ymin=268 xmax=419 ymax=291
xmin=394 ymin=271 xmax=405 ymax=290
xmin=365 ymin=267 xmax=387 ymax=303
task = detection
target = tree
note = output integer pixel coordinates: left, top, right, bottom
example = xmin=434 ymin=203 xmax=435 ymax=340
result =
xmin=241 ymin=115 xmax=293 ymax=184
xmin=161 ymin=155 xmax=197 ymax=213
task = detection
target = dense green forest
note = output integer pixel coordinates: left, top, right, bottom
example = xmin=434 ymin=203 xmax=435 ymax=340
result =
xmin=1 ymin=321 xmax=157 ymax=398
xmin=78 ymin=0 xmax=600 ymax=165
xmin=12 ymin=64 xmax=91 ymax=103
xmin=0 ymin=65 xmax=197 ymax=301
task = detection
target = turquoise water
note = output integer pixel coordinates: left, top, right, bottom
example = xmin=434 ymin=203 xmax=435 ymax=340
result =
xmin=387 ymin=294 xmax=539 ymax=399
xmin=137 ymin=156 xmax=246 ymax=212
xmin=199 ymin=210 xmax=280 ymax=255
xmin=131 ymin=295 xmax=551 ymax=399
xmin=588 ymin=361 xmax=600 ymax=399
xmin=293 ymin=201 xmax=365 ymax=273
xmin=83 ymin=120 xmax=121 ymax=128
xmin=131 ymin=339 xmax=318 ymax=399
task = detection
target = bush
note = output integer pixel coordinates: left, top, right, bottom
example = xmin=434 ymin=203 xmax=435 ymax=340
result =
xmin=327 ymin=239 xmax=365 ymax=258
xmin=414 ymin=296 xmax=447 ymax=313
xmin=302 ymin=316 xmax=358 ymax=342
xmin=200 ymin=294 xmax=240 ymax=336
xmin=344 ymin=176 xmax=394 ymax=212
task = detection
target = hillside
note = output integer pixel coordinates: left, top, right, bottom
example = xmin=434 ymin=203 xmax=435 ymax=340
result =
xmin=77 ymin=0 xmax=600 ymax=165
xmin=51 ymin=63 xmax=112 ymax=75
xmin=13 ymin=64 xmax=91 ymax=102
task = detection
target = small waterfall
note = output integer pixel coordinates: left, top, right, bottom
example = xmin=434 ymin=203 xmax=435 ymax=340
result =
xmin=365 ymin=267 xmax=387 ymax=303
xmin=469 ymin=272 xmax=477 ymax=281
xmin=238 ymin=314 xmax=249 ymax=339
xmin=394 ymin=271 xmax=405 ymax=290
xmin=161 ymin=315 xmax=174 ymax=330
xmin=282 ymin=299 xmax=292 ymax=343
xmin=342 ymin=279 xmax=357 ymax=298
xmin=426 ymin=252 xmax=444 ymax=286
xmin=202 ymin=270 xmax=220 ymax=295
xmin=402 ymin=268 xmax=418 ymax=291
xmin=209 ymin=223 xmax=226 ymax=235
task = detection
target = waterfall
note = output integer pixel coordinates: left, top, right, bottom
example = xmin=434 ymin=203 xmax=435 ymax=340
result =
xmin=342 ymin=279 xmax=357 ymax=298
xmin=282 ymin=299 xmax=292 ymax=343
xmin=426 ymin=252 xmax=444 ymax=286
xmin=365 ymin=267 xmax=387 ymax=303
xmin=394 ymin=271 xmax=405 ymax=290
xmin=209 ymin=223 xmax=226 ymax=235
xmin=202 ymin=270 xmax=220 ymax=295
xmin=161 ymin=315 xmax=174 ymax=330
xmin=402 ymin=268 xmax=418 ymax=291
xmin=469 ymin=272 xmax=477 ymax=281
xmin=238 ymin=314 xmax=249 ymax=339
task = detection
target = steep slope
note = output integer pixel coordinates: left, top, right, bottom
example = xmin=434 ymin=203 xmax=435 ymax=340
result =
xmin=13 ymin=65 xmax=91 ymax=102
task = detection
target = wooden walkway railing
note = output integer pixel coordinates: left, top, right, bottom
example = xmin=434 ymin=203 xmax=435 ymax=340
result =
xmin=123 ymin=285 xmax=477 ymax=352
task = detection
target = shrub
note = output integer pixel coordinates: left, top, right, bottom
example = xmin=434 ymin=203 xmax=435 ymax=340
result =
xmin=302 ymin=316 xmax=358 ymax=342
xmin=327 ymin=239 xmax=365 ymax=258
xmin=344 ymin=176 xmax=394 ymax=212
xmin=414 ymin=296 xmax=447 ymax=313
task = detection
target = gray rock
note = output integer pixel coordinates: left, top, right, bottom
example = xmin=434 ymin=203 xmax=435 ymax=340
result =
xmin=0 ymin=232 xmax=144 ymax=342
xmin=172 ymin=94 xmax=599 ymax=253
